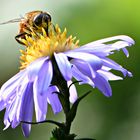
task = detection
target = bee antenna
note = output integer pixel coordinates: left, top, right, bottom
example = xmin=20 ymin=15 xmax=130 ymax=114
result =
xmin=19 ymin=14 xmax=24 ymax=19
xmin=0 ymin=17 xmax=24 ymax=25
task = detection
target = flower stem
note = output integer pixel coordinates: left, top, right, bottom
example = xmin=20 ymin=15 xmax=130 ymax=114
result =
xmin=51 ymin=56 xmax=92 ymax=140
xmin=51 ymin=56 xmax=72 ymax=136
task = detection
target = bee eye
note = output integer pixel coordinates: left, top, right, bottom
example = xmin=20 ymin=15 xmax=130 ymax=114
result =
xmin=43 ymin=13 xmax=51 ymax=23
xmin=33 ymin=13 xmax=51 ymax=27
xmin=33 ymin=14 xmax=44 ymax=26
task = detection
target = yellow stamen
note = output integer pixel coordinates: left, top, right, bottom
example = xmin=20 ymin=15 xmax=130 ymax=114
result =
xmin=20 ymin=24 xmax=79 ymax=69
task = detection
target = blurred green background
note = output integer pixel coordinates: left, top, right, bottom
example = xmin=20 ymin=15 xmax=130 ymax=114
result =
xmin=0 ymin=0 xmax=139 ymax=140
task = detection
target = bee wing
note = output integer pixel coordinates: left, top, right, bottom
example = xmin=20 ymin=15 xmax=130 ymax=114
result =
xmin=0 ymin=17 xmax=24 ymax=25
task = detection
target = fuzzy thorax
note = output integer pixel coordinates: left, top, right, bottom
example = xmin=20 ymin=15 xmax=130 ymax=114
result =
xmin=20 ymin=24 xmax=79 ymax=69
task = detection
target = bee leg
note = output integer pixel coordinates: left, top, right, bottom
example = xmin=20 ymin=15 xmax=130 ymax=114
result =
xmin=46 ymin=24 xmax=56 ymax=36
xmin=53 ymin=24 xmax=56 ymax=32
xmin=45 ymin=26 xmax=49 ymax=36
xmin=15 ymin=32 xmax=26 ymax=45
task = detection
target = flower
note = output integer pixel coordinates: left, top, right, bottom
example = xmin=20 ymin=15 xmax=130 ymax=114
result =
xmin=0 ymin=24 xmax=134 ymax=137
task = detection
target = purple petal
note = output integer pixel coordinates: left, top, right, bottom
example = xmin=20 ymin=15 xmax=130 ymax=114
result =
xmin=111 ymin=41 xmax=130 ymax=50
xmin=11 ymin=116 xmax=20 ymax=129
xmin=87 ymin=35 xmax=134 ymax=46
xmin=67 ymin=81 xmax=78 ymax=103
xmin=14 ymin=76 xmax=30 ymax=124
xmin=27 ymin=57 xmax=48 ymax=81
xmin=8 ymin=97 xmax=20 ymax=123
xmin=3 ymin=76 xmax=29 ymax=129
xmin=97 ymin=70 xmax=123 ymax=81
xmin=54 ymin=53 xmax=72 ymax=81
xmin=66 ymin=52 xmax=102 ymax=71
xmin=22 ymin=124 xmax=31 ymax=138
xmin=20 ymin=83 xmax=34 ymax=137
xmin=3 ymin=105 xmax=11 ymax=130
xmin=33 ymin=83 xmax=48 ymax=122
xmin=93 ymin=73 xmax=112 ymax=97
xmin=66 ymin=35 xmax=134 ymax=57
xmin=71 ymin=59 xmax=96 ymax=79
xmin=0 ymin=90 xmax=16 ymax=111
xmin=34 ymin=60 xmax=53 ymax=95
xmin=4 ymin=97 xmax=20 ymax=129
xmin=102 ymin=57 xmax=132 ymax=77
xmin=110 ymin=41 xmax=132 ymax=57
xmin=122 ymin=48 xmax=129 ymax=57
xmin=3 ymin=100 xmax=15 ymax=128
xmin=0 ymin=100 xmax=6 ymax=111
xmin=0 ymin=70 xmax=26 ymax=101
xmin=71 ymin=65 xmax=95 ymax=87
xmin=47 ymin=86 xmax=62 ymax=114
xmin=65 ymin=44 xmax=110 ymax=57
xmin=0 ymin=70 xmax=25 ymax=93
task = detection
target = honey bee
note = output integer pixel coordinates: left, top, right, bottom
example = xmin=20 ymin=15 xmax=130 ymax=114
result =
xmin=0 ymin=11 xmax=52 ymax=45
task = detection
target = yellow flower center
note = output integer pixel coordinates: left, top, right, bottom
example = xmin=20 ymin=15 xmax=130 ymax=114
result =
xmin=19 ymin=24 xmax=79 ymax=69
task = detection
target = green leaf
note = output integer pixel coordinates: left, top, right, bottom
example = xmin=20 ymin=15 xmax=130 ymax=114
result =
xmin=67 ymin=91 xmax=91 ymax=123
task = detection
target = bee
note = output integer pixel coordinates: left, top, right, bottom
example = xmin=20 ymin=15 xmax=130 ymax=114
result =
xmin=0 ymin=11 xmax=52 ymax=45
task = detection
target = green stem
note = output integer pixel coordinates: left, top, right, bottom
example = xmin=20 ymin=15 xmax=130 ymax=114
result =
xmin=51 ymin=56 xmax=72 ymax=136
xmin=51 ymin=56 xmax=92 ymax=140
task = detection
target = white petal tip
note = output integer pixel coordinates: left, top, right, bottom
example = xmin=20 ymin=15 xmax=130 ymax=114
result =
xmin=3 ymin=124 xmax=10 ymax=131
xmin=119 ymin=35 xmax=135 ymax=45
xmin=128 ymin=72 xmax=133 ymax=77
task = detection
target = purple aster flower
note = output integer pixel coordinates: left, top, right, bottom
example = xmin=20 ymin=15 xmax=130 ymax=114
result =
xmin=0 ymin=23 xmax=134 ymax=137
